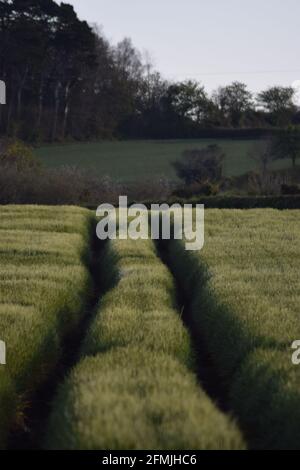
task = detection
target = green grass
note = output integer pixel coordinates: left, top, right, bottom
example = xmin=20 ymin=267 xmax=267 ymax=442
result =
xmin=35 ymin=139 xmax=292 ymax=182
xmin=165 ymin=209 xmax=300 ymax=449
xmin=45 ymin=237 xmax=245 ymax=450
xmin=0 ymin=205 xmax=94 ymax=448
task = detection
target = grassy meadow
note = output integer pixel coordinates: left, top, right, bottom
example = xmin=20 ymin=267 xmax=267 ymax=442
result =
xmin=35 ymin=139 xmax=291 ymax=182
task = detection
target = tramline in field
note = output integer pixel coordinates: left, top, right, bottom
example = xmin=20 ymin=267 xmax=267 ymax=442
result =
xmin=0 ymin=206 xmax=299 ymax=449
xmin=45 ymin=237 xmax=244 ymax=450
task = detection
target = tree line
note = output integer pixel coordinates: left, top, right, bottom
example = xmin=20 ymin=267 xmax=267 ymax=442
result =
xmin=0 ymin=0 xmax=299 ymax=142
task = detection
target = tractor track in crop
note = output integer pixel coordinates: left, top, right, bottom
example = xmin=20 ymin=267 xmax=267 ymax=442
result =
xmin=156 ymin=240 xmax=230 ymax=413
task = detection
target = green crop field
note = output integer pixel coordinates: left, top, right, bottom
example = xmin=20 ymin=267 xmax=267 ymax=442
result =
xmin=35 ymin=140 xmax=291 ymax=182
xmin=0 ymin=205 xmax=94 ymax=448
xmin=0 ymin=206 xmax=300 ymax=450
xmin=45 ymin=238 xmax=244 ymax=450
xmin=165 ymin=209 xmax=300 ymax=449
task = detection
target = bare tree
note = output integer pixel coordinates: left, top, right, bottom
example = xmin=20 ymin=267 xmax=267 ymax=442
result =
xmin=249 ymin=137 xmax=275 ymax=179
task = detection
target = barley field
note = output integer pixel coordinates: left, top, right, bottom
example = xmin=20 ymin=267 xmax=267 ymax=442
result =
xmin=165 ymin=209 xmax=300 ymax=449
xmin=0 ymin=206 xmax=299 ymax=450
xmin=45 ymin=238 xmax=244 ymax=450
xmin=0 ymin=206 xmax=94 ymax=447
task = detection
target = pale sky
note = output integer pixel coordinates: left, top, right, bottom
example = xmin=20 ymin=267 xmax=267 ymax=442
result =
xmin=67 ymin=0 xmax=300 ymax=93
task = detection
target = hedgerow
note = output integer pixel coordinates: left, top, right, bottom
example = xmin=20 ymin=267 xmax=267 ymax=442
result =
xmin=45 ymin=237 xmax=245 ymax=450
xmin=164 ymin=209 xmax=300 ymax=449
xmin=0 ymin=205 xmax=94 ymax=448
xmin=138 ymin=195 xmax=300 ymax=209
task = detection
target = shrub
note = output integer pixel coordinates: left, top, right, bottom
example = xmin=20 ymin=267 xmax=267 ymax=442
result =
xmin=173 ymin=181 xmax=220 ymax=198
xmin=247 ymin=171 xmax=291 ymax=196
xmin=0 ymin=139 xmax=41 ymax=171
xmin=281 ymin=183 xmax=300 ymax=195
xmin=0 ymin=139 xmax=124 ymax=205
xmin=0 ymin=164 xmax=122 ymax=206
xmin=173 ymin=145 xmax=225 ymax=186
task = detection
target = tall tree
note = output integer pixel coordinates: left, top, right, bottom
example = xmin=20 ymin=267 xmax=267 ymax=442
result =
xmin=0 ymin=1 xmax=298 ymax=142
xmin=273 ymin=125 xmax=300 ymax=169
xmin=50 ymin=3 xmax=96 ymax=140
xmin=257 ymin=86 xmax=295 ymax=126
xmin=166 ymin=80 xmax=210 ymax=124
xmin=213 ymin=82 xmax=253 ymax=127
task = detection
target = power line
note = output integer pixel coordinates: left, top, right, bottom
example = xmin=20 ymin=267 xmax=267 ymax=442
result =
xmin=168 ymin=69 xmax=300 ymax=77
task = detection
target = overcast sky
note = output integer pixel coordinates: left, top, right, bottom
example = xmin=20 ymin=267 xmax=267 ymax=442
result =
xmin=67 ymin=0 xmax=300 ymax=94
